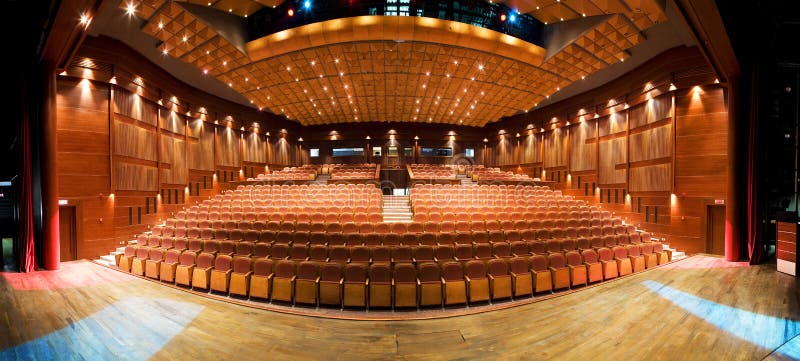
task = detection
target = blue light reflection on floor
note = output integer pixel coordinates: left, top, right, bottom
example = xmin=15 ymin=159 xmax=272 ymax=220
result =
xmin=0 ymin=297 xmax=203 ymax=361
xmin=643 ymin=280 xmax=800 ymax=359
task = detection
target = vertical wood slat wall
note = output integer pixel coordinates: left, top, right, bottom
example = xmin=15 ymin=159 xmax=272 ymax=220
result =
xmin=56 ymin=79 xmax=300 ymax=259
xmin=489 ymin=87 xmax=727 ymax=254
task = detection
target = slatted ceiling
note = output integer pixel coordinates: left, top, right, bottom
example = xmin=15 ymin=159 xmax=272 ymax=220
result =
xmin=503 ymin=0 xmax=665 ymax=31
xmin=125 ymin=1 xmax=658 ymax=126
xmin=133 ymin=0 xmax=168 ymax=20
xmin=182 ymin=0 xmax=270 ymax=17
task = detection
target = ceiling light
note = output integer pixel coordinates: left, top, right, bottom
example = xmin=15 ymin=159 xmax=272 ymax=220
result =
xmin=203 ymin=69 xmax=208 ymax=74
xmin=478 ymin=65 xmax=484 ymax=70
xmin=157 ymin=21 xmax=163 ymax=29
xmin=335 ymin=59 xmax=339 ymax=63
xmin=425 ymin=71 xmax=430 ymax=76
xmin=125 ymin=2 xmax=136 ymax=15
xmin=182 ymin=35 xmax=187 ymax=42
xmin=223 ymin=61 xmax=227 ymax=66
xmin=162 ymin=48 xmax=168 ymax=55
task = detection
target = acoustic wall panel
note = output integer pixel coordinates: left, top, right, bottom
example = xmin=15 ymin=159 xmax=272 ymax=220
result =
xmin=244 ymin=133 xmax=267 ymax=163
xmin=569 ymin=120 xmax=597 ymax=172
xmin=543 ymin=128 xmax=567 ymax=168
xmin=520 ymin=133 xmax=542 ymax=164
xmin=114 ymin=162 xmax=158 ymax=191
xmin=597 ymin=113 xmax=627 ymax=185
xmin=113 ymin=121 xmax=157 ymax=161
xmin=215 ymin=127 xmax=241 ymax=167
xmin=187 ymin=119 xmax=214 ymax=171
xmin=113 ymin=87 xmax=158 ymax=126
xmin=630 ymin=164 xmax=671 ymax=192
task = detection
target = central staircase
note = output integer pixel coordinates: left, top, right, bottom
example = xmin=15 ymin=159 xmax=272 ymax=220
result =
xmin=311 ymin=174 xmax=330 ymax=185
xmin=457 ymin=174 xmax=476 ymax=185
xmin=382 ymin=195 xmax=413 ymax=223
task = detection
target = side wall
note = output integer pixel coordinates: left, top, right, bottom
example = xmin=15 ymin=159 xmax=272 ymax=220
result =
xmin=56 ymin=38 xmax=302 ymax=259
xmin=488 ymin=46 xmax=727 ymax=254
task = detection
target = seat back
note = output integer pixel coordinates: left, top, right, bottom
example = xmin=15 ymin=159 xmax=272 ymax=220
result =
xmin=371 ymin=246 xmax=391 ymax=262
xmin=441 ymin=262 xmax=463 ymax=282
xmin=196 ymin=252 xmax=215 ymax=269
xmin=214 ymin=255 xmax=233 ymax=272
xmin=582 ymin=249 xmax=599 ymax=264
xmin=149 ymin=248 xmax=165 ymax=262
xmin=417 ymin=262 xmax=440 ymax=282
xmin=369 ymin=263 xmax=391 ymax=284
xmin=232 ymin=256 xmax=252 ymax=274
xmin=465 ymin=260 xmax=487 ymax=280
xmin=320 ymin=263 xmax=343 ymax=282
xmin=487 ymin=258 xmax=509 ymax=277
xmin=509 ymin=257 xmax=529 ymax=274
xmin=597 ymin=247 xmax=614 ymax=262
xmin=565 ymin=251 xmax=582 ymax=267
xmin=350 ymin=246 xmax=370 ymax=262
xmin=253 ymin=258 xmax=275 ymax=276
xmin=135 ymin=247 xmax=149 ymax=259
xmin=164 ymin=249 xmax=181 ymax=264
xmin=393 ymin=263 xmax=416 ymax=284
xmin=296 ymin=261 xmax=319 ymax=281
xmin=529 ymin=254 xmax=548 ymax=272
xmin=179 ymin=251 xmax=196 ymax=266
xmin=344 ymin=263 xmax=367 ymax=283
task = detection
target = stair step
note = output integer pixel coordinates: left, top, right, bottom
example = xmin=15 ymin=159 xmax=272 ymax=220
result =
xmin=116 ymin=247 xmax=126 ymax=253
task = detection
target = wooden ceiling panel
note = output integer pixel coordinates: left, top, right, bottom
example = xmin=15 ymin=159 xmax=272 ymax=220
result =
xmin=126 ymin=1 xmax=658 ymax=126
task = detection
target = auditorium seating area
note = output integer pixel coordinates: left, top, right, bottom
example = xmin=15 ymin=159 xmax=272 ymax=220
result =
xmin=249 ymin=165 xmax=318 ymax=181
xmin=329 ymin=164 xmax=379 ymax=180
xmin=117 ymin=183 xmax=670 ymax=310
xmin=468 ymin=167 xmax=535 ymax=182
xmin=408 ymin=164 xmax=457 ymax=180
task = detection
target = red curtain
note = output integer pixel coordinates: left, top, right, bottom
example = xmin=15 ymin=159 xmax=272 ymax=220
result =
xmin=746 ymin=72 xmax=764 ymax=265
xmin=19 ymin=108 xmax=36 ymax=272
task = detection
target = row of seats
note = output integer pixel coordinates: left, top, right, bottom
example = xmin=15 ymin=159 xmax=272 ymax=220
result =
xmin=127 ymin=233 xmax=662 ymax=265
xmin=409 ymin=164 xmax=457 ymax=180
xmin=118 ymin=244 xmax=669 ymax=309
xmin=469 ymin=168 xmax=534 ymax=182
xmin=141 ymin=233 xmax=648 ymax=252
xmin=152 ymin=221 xmax=635 ymax=241
xmin=249 ymin=165 xmax=319 ymax=182
xmin=170 ymin=211 xmax=384 ymax=224
xmin=330 ymin=164 xmax=378 ymax=180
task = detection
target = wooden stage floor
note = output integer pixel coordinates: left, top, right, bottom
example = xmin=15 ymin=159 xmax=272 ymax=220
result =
xmin=0 ymin=255 xmax=798 ymax=360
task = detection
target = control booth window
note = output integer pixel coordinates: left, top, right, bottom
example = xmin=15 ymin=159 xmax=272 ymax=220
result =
xmin=420 ymin=147 xmax=453 ymax=157
xmin=387 ymin=146 xmax=399 ymax=156
xmin=465 ymin=148 xmax=475 ymax=158
xmin=404 ymin=147 xmax=413 ymax=157
xmin=373 ymin=147 xmax=382 ymax=156
xmin=309 ymin=148 xmax=320 ymax=158
xmin=332 ymin=147 xmax=364 ymax=157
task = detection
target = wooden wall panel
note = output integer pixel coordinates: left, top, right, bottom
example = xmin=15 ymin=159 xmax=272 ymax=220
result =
xmin=160 ymin=136 xmax=188 ymax=185
xmin=628 ymin=94 xmax=673 ymax=128
xmin=569 ymin=120 xmax=596 ymax=172
xmin=187 ymin=119 xmax=214 ymax=171
xmin=629 ymin=125 xmax=672 ymax=162
xmin=244 ymin=133 xmax=267 ymax=163
xmin=520 ymin=133 xmax=542 ymax=164
xmin=597 ymin=113 xmax=627 ymax=185
xmin=114 ymin=162 xmax=158 ymax=191
xmin=630 ymin=164 xmax=672 ymax=192
xmin=543 ymin=128 xmax=567 ymax=168
xmin=113 ymin=121 xmax=157 ymax=161
xmin=160 ymin=109 xmax=186 ymax=135
xmin=112 ymin=87 xmax=158 ymax=126
xmin=215 ymin=127 xmax=242 ymax=167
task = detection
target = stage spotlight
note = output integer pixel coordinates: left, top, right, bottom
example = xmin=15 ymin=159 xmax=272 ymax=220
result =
xmin=304 ymin=1 xmax=311 ymax=9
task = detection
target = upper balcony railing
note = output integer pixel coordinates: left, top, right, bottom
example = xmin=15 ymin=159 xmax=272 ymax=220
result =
xmin=247 ymin=0 xmax=545 ymax=46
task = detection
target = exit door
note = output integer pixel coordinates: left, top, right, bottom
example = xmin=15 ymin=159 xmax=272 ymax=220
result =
xmin=706 ymin=205 xmax=726 ymax=255
xmin=59 ymin=205 xmax=77 ymax=261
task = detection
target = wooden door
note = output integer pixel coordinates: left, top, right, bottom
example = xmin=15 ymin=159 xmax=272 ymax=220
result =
xmin=706 ymin=205 xmax=726 ymax=255
xmin=59 ymin=206 xmax=77 ymax=261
